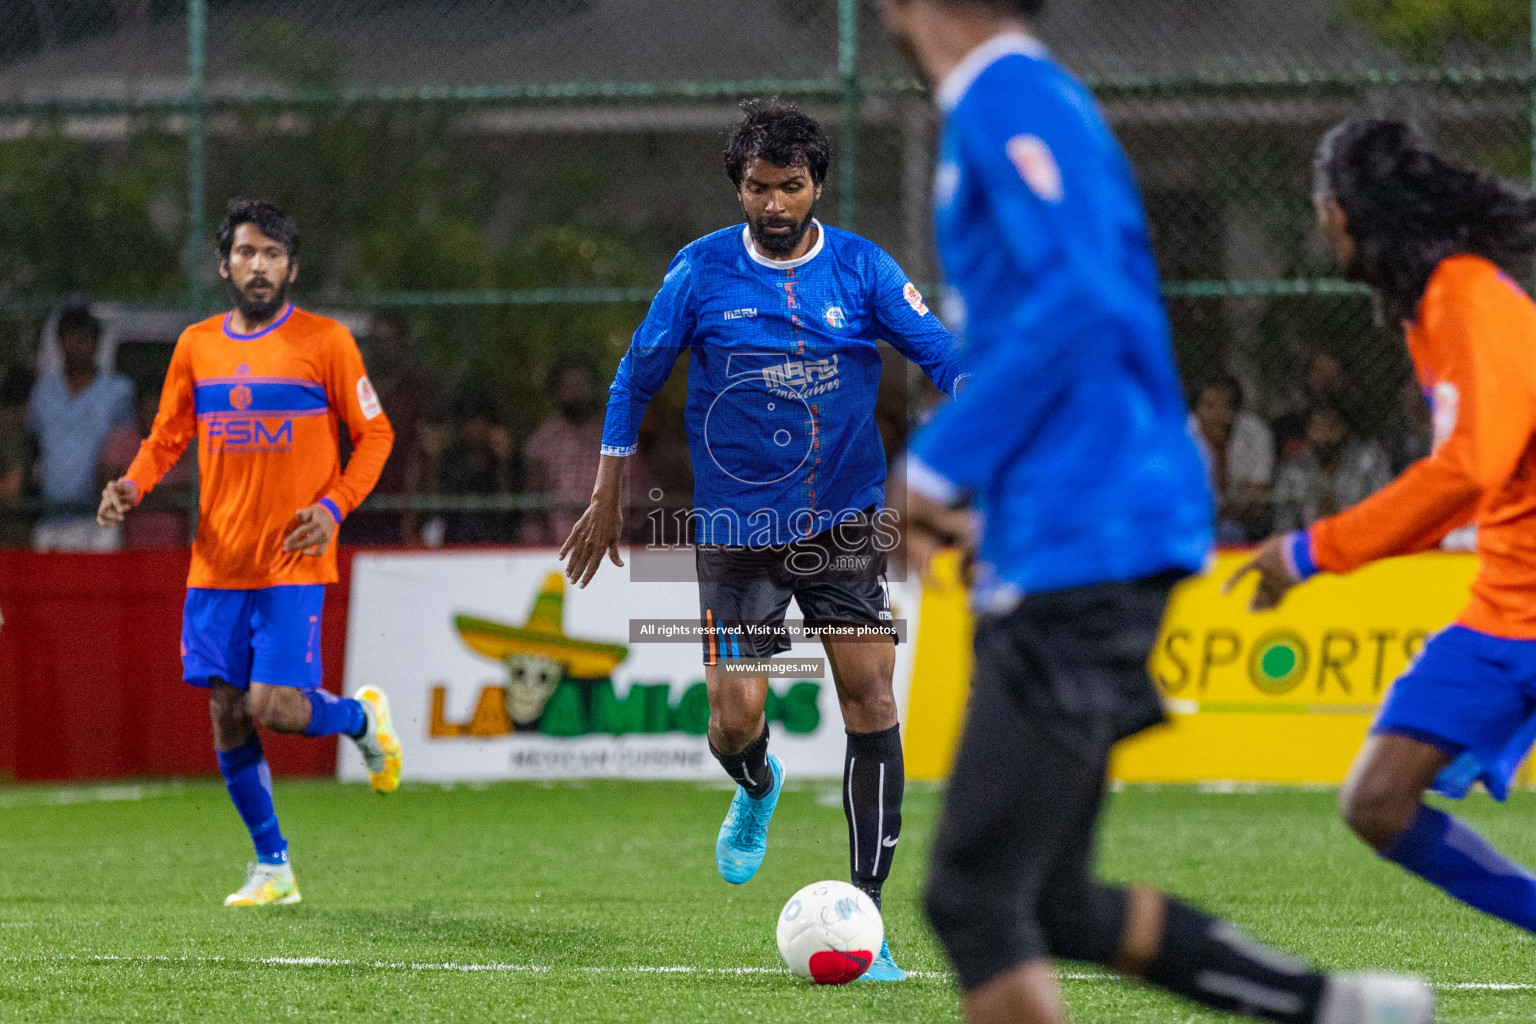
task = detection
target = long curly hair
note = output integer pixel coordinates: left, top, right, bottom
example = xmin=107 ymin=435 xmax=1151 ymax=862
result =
xmin=1313 ymin=119 xmax=1536 ymax=325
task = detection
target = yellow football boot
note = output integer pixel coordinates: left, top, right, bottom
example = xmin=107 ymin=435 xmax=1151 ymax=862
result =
xmin=353 ymin=686 xmax=403 ymax=794
xmin=224 ymin=861 xmax=301 ymax=906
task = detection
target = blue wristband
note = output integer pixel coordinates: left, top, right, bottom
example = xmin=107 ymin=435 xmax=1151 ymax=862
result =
xmin=1284 ymin=531 xmax=1319 ymax=581
xmin=319 ymin=498 xmax=343 ymax=525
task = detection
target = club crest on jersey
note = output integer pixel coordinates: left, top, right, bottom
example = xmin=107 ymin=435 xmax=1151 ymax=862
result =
xmin=823 ymin=305 xmax=847 ymax=329
xmin=1007 ymin=134 xmax=1064 ymax=204
xmin=230 ymin=384 xmax=253 ymax=411
xmin=903 ymin=282 xmax=929 ymax=316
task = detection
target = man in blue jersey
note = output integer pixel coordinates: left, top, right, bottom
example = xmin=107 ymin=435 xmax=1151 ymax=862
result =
xmin=878 ymin=1 xmax=1433 ymax=1022
xmin=561 ymin=100 xmax=963 ymax=981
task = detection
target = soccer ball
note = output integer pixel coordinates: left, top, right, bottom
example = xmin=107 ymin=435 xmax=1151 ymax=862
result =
xmin=776 ymin=880 xmax=884 ymax=984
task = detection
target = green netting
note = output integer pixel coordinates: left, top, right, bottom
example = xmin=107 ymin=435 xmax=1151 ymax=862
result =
xmin=0 ymin=0 xmax=1532 ymax=543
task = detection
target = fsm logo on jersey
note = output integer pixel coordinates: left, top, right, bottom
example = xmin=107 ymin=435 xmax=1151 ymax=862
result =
xmin=206 ymin=416 xmax=293 ymax=451
xmin=823 ymin=305 xmax=847 ymax=329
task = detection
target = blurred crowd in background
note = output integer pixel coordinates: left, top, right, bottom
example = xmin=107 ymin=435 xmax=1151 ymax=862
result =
xmin=1188 ymin=349 xmax=1430 ymax=546
xmin=0 ymin=299 xmax=1432 ymax=553
xmin=0 ymin=303 xmax=674 ymax=551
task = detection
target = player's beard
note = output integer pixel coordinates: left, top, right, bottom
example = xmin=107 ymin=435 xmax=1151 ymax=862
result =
xmin=229 ymin=274 xmax=290 ymax=324
xmin=750 ymin=205 xmax=817 ymax=259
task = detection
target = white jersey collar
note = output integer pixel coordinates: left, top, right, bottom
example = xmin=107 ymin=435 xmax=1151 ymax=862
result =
xmin=936 ymin=30 xmax=1049 ymax=113
xmin=742 ymin=219 xmax=826 ymax=270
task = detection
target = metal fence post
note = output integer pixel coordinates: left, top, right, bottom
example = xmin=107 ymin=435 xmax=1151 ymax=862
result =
xmin=186 ymin=0 xmax=207 ymax=541
xmin=838 ymin=0 xmax=859 ymax=230
xmin=186 ymin=0 xmax=207 ymax=309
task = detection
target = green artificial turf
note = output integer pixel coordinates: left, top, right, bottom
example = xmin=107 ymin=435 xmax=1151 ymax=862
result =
xmin=1 ymin=779 xmax=1533 ymax=1022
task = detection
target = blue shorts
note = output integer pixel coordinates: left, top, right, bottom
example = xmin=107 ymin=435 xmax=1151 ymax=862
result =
xmin=182 ymin=585 xmax=326 ymax=691
xmin=1373 ymin=624 xmax=1536 ymax=800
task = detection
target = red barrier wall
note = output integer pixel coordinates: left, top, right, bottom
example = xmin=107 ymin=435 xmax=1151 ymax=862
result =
xmin=0 ymin=549 xmax=353 ymax=781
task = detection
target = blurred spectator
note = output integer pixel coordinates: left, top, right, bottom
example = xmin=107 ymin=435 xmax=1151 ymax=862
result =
xmin=0 ymin=364 xmax=35 ymax=548
xmin=522 ymin=360 xmax=653 ymax=546
xmin=1384 ymin=376 xmax=1433 ymax=475
xmin=27 ymin=306 xmax=134 ymax=551
xmin=100 ymin=391 xmax=191 ymax=548
xmin=1272 ymin=404 xmax=1393 ymax=533
xmin=1188 ymin=374 xmax=1274 ymax=543
xmin=348 ymin=316 xmax=437 ymax=545
xmin=523 ymin=360 xmax=603 ymax=545
xmin=408 ymin=388 xmax=520 ymax=545
xmin=1274 ymin=350 xmax=1347 ymax=462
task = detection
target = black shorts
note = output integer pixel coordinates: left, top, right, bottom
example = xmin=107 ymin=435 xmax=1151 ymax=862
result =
xmin=696 ymin=508 xmax=897 ymax=665
xmin=925 ymin=570 xmax=1182 ymax=987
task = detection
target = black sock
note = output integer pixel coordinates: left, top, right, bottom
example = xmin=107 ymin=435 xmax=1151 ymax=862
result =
xmin=844 ymin=724 xmax=904 ymax=910
xmin=1146 ymin=899 xmax=1327 ymax=1023
xmin=711 ymin=724 xmax=772 ymax=800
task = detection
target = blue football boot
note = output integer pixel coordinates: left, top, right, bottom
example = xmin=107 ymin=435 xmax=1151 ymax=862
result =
xmin=859 ymin=938 xmax=908 ymax=982
xmin=715 ymin=754 xmax=784 ymax=884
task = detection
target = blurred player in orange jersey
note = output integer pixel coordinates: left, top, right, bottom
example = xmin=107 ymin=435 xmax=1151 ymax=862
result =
xmin=97 ymin=198 xmax=401 ymax=907
xmin=1231 ymin=120 xmax=1536 ymax=937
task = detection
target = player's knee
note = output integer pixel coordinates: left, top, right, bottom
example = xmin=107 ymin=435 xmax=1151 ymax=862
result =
xmin=709 ymin=705 xmax=762 ymax=753
xmin=1339 ymin=774 xmax=1418 ymax=850
xmin=923 ymin=850 xmax=993 ymax=941
xmin=838 ymin=680 xmax=896 ymax=729
xmin=208 ymin=684 xmax=246 ymax=725
xmin=921 ymin=869 xmax=968 ymax=943
xmin=924 ymin=858 xmax=1042 ymax=991
xmin=1039 ymin=883 xmax=1128 ymax=966
xmin=245 ymin=686 xmax=276 ymax=723
xmin=246 ymin=685 xmax=301 ymax=731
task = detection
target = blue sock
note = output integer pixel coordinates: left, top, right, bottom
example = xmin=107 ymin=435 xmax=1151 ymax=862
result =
xmin=302 ymin=688 xmax=367 ymax=739
xmin=1385 ymin=805 xmax=1536 ymax=932
xmin=216 ymin=732 xmax=287 ymax=865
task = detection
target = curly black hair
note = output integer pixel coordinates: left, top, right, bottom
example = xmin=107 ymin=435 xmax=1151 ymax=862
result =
xmin=216 ymin=197 xmax=299 ymax=260
xmin=724 ymin=99 xmax=830 ymax=188
xmin=1315 ymin=119 xmax=1536 ymax=325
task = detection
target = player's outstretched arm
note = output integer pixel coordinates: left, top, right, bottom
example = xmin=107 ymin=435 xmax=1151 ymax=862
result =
xmin=558 ymin=454 xmax=627 ymax=589
xmin=1222 ymin=535 xmax=1300 ymax=612
xmin=868 ymin=251 xmax=965 ymax=395
xmin=97 ymin=478 xmax=141 ymax=527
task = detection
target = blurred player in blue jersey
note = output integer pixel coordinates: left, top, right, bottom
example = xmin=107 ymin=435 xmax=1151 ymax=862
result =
xmin=561 ymin=100 xmax=964 ymax=981
xmin=878 ymin=1 xmax=1433 ymax=1021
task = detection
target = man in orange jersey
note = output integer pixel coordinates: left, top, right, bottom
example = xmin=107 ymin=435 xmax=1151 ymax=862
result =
xmin=97 ymin=198 xmax=401 ymax=907
xmin=1232 ymin=120 xmax=1536 ymax=936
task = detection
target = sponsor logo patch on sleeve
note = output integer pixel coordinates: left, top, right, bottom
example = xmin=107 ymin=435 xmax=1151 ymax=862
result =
xmin=1006 ymin=134 xmax=1064 ymax=204
xmin=903 ymin=282 xmax=929 ymax=316
xmin=357 ymin=375 xmax=383 ymax=420
xmin=1432 ymin=381 xmax=1459 ymax=450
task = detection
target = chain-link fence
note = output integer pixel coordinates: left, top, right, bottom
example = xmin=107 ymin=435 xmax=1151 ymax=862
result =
xmin=0 ymin=0 xmax=1531 ymax=547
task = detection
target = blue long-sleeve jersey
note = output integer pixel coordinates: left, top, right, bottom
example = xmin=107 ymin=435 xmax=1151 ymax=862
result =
xmin=604 ymin=220 xmax=962 ymax=546
xmin=907 ymin=33 xmax=1213 ymax=610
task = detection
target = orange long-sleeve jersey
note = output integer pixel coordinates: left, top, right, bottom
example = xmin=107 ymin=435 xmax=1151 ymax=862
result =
xmin=126 ymin=305 xmax=394 ymax=589
xmin=1306 ymin=255 xmax=1536 ymax=637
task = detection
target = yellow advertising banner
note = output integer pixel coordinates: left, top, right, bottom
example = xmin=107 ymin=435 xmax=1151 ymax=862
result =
xmin=903 ymin=551 xmax=1481 ymax=784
